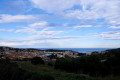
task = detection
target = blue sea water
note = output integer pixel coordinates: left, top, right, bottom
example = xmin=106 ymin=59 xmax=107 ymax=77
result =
xmin=38 ymin=48 xmax=113 ymax=53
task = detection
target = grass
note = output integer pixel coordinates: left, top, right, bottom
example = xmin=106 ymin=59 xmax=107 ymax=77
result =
xmin=18 ymin=62 xmax=120 ymax=80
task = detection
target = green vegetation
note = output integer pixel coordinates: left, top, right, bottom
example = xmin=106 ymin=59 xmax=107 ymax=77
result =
xmin=18 ymin=62 xmax=120 ymax=80
xmin=0 ymin=57 xmax=55 ymax=80
xmin=78 ymin=53 xmax=85 ymax=56
xmin=18 ymin=62 xmax=93 ymax=80
xmin=0 ymin=48 xmax=120 ymax=80
xmin=45 ymin=49 xmax=66 ymax=52
xmin=55 ymin=52 xmax=120 ymax=77
xmin=55 ymin=55 xmax=104 ymax=76
xmin=31 ymin=57 xmax=45 ymax=65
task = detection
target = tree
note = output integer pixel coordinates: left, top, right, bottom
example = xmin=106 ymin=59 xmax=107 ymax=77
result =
xmin=78 ymin=53 xmax=85 ymax=56
xmin=48 ymin=54 xmax=57 ymax=59
xmin=31 ymin=57 xmax=44 ymax=65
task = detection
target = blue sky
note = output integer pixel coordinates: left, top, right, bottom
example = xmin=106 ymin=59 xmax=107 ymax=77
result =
xmin=0 ymin=0 xmax=120 ymax=48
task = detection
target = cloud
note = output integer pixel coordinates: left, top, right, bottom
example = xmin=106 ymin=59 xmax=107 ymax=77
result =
xmin=0 ymin=29 xmax=14 ymax=32
xmin=74 ymin=25 xmax=92 ymax=28
xmin=0 ymin=40 xmax=45 ymax=46
xmin=100 ymin=31 xmax=120 ymax=40
xmin=0 ymin=14 xmax=40 ymax=23
xmin=30 ymin=0 xmax=77 ymax=13
xmin=64 ymin=0 xmax=120 ymax=22
xmin=0 ymin=34 xmax=97 ymax=47
xmin=109 ymin=26 xmax=120 ymax=29
xmin=65 ymin=10 xmax=99 ymax=19
xmin=30 ymin=0 xmax=120 ymax=26
xmin=0 ymin=21 xmax=64 ymax=37
xmin=29 ymin=21 xmax=48 ymax=28
xmin=15 ymin=27 xmax=36 ymax=34
xmin=15 ymin=21 xmax=61 ymax=34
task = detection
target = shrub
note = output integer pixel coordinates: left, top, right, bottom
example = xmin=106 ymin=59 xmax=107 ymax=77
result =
xmin=31 ymin=57 xmax=44 ymax=65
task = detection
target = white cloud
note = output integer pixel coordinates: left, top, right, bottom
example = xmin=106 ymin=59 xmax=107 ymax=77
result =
xmin=15 ymin=27 xmax=36 ymax=34
xmin=100 ymin=31 xmax=120 ymax=40
xmin=30 ymin=0 xmax=77 ymax=13
xmin=0 ymin=34 xmax=96 ymax=47
xmin=15 ymin=21 xmax=62 ymax=35
xmin=74 ymin=25 xmax=92 ymax=28
xmin=0 ymin=29 xmax=14 ymax=32
xmin=65 ymin=0 xmax=120 ymax=20
xmin=0 ymin=40 xmax=45 ymax=46
xmin=30 ymin=0 xmax=120 ymax=26
xmin=37 ymin=31 xmax=63 ymax=35
xmin=0 ymin=14 xmax=39 ymax=23
xmin=15 ymin=21 xmax=54 ymax=34
xmin=109 ymin=26 xmax=120 ymax=29
xmin=0 ymin=21 xmax=63 ymax=37
xmin=29 ymin=21 xmax=48 ymax=28
xmin=65 ymin=10 xmax=99 ymax=19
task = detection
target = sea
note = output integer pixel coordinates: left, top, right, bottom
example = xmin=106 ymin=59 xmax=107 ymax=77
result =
xmin=38 ymin=48 xmax=114 ymax=53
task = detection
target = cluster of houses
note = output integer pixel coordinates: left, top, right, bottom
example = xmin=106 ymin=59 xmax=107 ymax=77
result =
xmin=0 ymin=46 xmax=107 ymax=62
xmin=0 ymin=46 xmax=79 ymax=61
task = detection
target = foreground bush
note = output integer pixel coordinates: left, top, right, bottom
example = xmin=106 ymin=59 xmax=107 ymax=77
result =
xmin=55 ymin=53 xmax=120 ymax=77
xmin=0 ymin=58 xmax=54 ymax=80
xmin=31 ymin=57 xmax=45 ymax=65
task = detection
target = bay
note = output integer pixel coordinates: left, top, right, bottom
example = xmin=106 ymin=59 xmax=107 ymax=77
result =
xmin=37 ymin=48 xmax=114 ymax=53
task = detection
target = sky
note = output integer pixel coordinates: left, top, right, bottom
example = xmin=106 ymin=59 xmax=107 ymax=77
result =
xmin=0 ymin=0 xmax=120 ymax=48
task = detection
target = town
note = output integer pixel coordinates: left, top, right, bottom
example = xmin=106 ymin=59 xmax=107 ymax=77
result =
xmin=0 ymin=46 xmax=108 ymax=62
xmin=0 ymin=46 xmax=120 ymax=80
xmin=0 ymin=46 xmax=80 ymax=61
